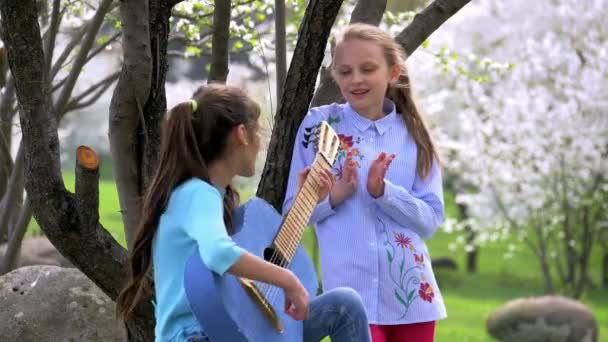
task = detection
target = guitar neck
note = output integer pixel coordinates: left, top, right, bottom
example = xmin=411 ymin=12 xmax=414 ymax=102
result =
xmin=273 ymin=154 xmax=332 ymax=261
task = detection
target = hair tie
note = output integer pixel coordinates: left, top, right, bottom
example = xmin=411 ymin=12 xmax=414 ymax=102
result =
xmin=189 ymin=99 xmax=198 ymax=112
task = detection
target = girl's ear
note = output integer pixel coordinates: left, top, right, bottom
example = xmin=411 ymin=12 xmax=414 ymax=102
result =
xmin=389 ymin=64 xmax=401 ymax=84
xmin=234 ymin=124 xmax=250 ymax=146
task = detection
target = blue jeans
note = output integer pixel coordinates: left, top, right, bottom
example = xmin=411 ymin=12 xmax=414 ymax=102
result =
xmin=304 ymin=287 xmax=371 ymax=342
xmin=186 ymin=287 xmax=370 ymax=342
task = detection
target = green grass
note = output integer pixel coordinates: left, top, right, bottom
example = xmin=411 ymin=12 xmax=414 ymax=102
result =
xmin=27 ymin=173 xmax=608 ymax=341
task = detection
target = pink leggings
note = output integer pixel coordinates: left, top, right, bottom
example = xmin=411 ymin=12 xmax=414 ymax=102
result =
xmin=370 ymin=321 xmax=436 ymax=342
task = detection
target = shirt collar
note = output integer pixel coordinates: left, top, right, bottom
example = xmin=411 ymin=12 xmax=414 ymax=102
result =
xmin=345 ymin=98 xmax=399 ymax=136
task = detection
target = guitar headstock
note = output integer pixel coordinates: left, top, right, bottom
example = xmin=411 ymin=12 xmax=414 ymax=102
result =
xmin=302 ymin=121 xmax=340 ymax=165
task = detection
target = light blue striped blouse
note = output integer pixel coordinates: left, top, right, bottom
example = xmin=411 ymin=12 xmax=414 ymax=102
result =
xmin=283 ymin=99 xmax=447 ymax=325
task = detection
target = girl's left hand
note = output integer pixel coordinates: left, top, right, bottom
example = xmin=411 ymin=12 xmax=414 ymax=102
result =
xmin=367 ymin=152 xmax=396 ymax=198
xmin=298 ymin=167 xmax=335 ymax=203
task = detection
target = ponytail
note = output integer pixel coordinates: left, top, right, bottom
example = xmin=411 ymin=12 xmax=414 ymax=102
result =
xmin=388 ymin=74 xmax=438 ymax=180
xmin=116 ymin=101 xmax=207 ymax=320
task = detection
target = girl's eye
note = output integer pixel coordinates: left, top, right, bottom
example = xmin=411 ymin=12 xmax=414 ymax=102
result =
xmin=339 ymin=70 xmax=351 ymax=76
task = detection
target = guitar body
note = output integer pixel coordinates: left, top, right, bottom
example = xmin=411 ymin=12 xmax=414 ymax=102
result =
xmin=184 ymin=197 xmax=319 ymax=342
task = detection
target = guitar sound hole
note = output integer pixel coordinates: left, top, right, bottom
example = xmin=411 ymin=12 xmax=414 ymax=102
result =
xmin=264 ymin=247 xmax=288 ymax=267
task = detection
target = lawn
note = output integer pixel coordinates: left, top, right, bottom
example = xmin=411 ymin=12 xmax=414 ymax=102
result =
xmin=28 ymin=173 xmax=608 ymax=341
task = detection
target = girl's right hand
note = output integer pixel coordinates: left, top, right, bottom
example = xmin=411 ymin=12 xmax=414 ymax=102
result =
xmin=282 ymin=270 xmax=309 ymax=321
xmin=330 ymin=156 xmax=358 ymax=208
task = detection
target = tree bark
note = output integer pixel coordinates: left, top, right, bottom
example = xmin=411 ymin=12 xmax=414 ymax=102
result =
xmin=208 ymin=0 xmax=231 ymax=83
xmin=142 ymin=0 xmax=172 ymax=186
xmin=109 ymin=0 xmax=153 ymax=249
xmin=257 ymin=0 xmax=344 ymax=210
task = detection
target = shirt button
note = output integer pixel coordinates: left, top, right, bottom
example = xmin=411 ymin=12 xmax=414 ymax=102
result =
xmin=370 ymin=242 xmax=376 ymax=247
xmin=369 ymin=138 xmax=374 ymax=142
xmin=372 ymin=278 xmax=378 ymax=283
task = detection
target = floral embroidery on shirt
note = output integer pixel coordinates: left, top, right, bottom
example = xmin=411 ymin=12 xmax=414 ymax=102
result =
xmin=419 ymin=282 xmax=435 ymax=303
xmin=379 ymin=218 xmax=435 ymax=319
xmin=335 ymin=133 xmax=364 ymax=179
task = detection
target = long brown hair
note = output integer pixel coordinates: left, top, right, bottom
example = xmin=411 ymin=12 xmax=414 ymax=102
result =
xmin=115 ymin=84 xmax=260 ymax=320
xmin=334 ymin=23 xmax=438 ymax=179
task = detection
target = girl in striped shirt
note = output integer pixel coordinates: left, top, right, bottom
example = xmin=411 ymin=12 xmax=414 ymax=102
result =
xmin=284 ymin=23 xmax=447 ymax=342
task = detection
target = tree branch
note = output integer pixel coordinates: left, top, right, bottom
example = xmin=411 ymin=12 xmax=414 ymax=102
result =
xmin=50 ymin=24 xmax=87 ymax=79
xmin=44 ymin=0 xmax=62 ymax=75
xmin=395 ymin=0 xmax=471 ymax=57
xmin=53 ymin=0 xmax=114 ymax=116
xmin=349 ymin=0 xmax=387 ymax=25
xmin=208 ymin=0 xmax=231 ymax=83
xmin=62 ymin=71 xmax=120 ymax=116
xmin=85 ymin=31 xmax=122 ymax=64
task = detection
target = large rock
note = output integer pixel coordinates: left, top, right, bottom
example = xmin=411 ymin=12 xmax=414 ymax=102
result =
xmin=486 ymin=295 xmax=598 ymax=342
xmin=0 ymin=236 xmax=73 ymax=268
xmin=0 ymin=265 xmax=126 ymax=341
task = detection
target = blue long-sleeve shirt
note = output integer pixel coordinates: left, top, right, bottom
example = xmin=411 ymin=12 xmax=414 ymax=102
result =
xmin=152 ymin=178 xmax=245 ymax=341
xmin=283 ymin=99 xmax=447 ymax=324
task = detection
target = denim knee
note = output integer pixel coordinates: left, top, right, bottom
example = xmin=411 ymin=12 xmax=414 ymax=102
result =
xmin=326 ymin=287 xmax=366 ymax=316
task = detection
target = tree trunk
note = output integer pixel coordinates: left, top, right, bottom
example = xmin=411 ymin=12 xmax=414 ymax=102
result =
xmin=274 ymin=0 xmax=287 ymax=105
xmin=0 ymin=144 xmax=24 ymax=241
xmin=458 ymin=203 xmax=478 ymax=273
xmin=257 ymin=0 xmax=344 ymax=209
xmin=109 ymin=0 xmax=153 ymax=249
xmin=0 ymin=199 xmax=32 ymax=275
xmin=208 ymin=0 xmax=231 ymax=83
xmin=573 ymin=206 xmax=594 ymax=298
xmin=143 ymin=0 xmax=172 ymax=186
xmin=603 ymin=252 xmax=608 ymax=289
xmin=532 ymin=223 xmax=555 ymax=294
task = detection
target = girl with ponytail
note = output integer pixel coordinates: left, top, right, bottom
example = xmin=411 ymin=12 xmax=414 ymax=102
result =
xmin=283 ymin=23 xmax=446 ymax=342
xmin=116 ymin=83 xmax=371 ymax=342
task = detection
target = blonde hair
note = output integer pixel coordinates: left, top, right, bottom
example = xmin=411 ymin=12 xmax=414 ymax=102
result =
xmin=332 ymin=23 xmax=438 ymax=179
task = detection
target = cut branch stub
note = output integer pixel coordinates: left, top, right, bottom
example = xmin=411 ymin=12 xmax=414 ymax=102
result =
xmin=75 ymin=145 xmax=99 ymax=229
xmin=76 ymin=145 xmax=99 ymax=171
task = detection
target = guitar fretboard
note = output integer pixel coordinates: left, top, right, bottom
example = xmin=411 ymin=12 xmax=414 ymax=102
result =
xmin=273 ymin=154 xmax=332 ymax=261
